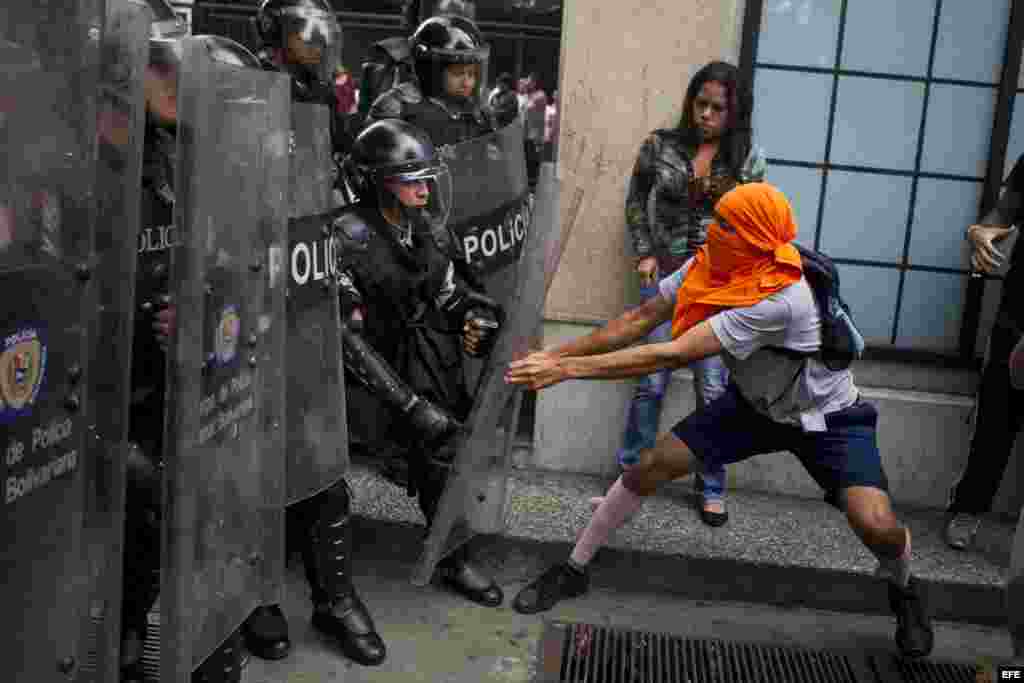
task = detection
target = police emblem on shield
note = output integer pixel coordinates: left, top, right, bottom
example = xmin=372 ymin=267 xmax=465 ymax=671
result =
xmin=0 ymin=327 xmax=47 ymax=421
xmin=214 ymin=305 xmax=241 ymax=366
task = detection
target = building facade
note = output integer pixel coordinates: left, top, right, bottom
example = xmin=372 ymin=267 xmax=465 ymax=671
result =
xmin=540 ymin=0 xmax=1023 ymax=516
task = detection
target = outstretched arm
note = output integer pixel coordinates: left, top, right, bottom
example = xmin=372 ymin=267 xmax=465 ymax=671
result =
xmin=547 ymin=293 xmax=675 ymax=359
xmin=507 ymin=319 xmax=722 ymax=390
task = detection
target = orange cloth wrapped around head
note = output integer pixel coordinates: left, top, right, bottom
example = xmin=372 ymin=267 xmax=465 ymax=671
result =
xmin=671 ymin=182 xmax=803 ymax=339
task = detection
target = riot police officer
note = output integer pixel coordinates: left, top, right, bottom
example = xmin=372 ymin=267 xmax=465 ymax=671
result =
xmin=336 ymin=118 xmax=506 ymax=610
xmin=121 ymin=4 xmax=257 ymax=680
xmin=255 ymin=0 xmax=356 ymax=157
xmin=365 ymin=14 xmax=497 ymax=147
xmin=362 ymin=13 xmax=503 ymax=497
xmin=244 ymin=0 xmax=391 ymax=667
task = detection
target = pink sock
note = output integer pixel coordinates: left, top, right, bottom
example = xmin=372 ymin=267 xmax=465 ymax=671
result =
xmin=570 ymin=478 xmax=644 ymax=567
xmin=875 ymin=527 xmax=912 ymax=588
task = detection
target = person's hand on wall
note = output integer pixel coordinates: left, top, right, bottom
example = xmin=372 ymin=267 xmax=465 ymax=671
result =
xmin=637 ymin=256 xmax=658 ymax=287
xmin=967 ymin=224 xmax=1017 ymax=274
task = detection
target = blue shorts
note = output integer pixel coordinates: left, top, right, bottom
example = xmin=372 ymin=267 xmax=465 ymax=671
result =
xmin=670 ymin=385 xmax=889 ymax=509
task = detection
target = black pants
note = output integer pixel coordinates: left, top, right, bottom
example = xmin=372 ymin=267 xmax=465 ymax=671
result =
xmin=524 ymin=139 xmax=541 ymax=188
xmin=121 ymin=398 xmax=164 ymax=639
xmin=286 ymin=462 xmax=448 ymax=607
xmin=949 ymin=321 xmax=1023 ymax=515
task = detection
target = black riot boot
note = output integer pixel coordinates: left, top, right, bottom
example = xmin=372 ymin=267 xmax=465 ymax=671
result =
xmin=418 ymin=462 xmax=504 ymax=608
xmin=303 ymin=481 xmax=387 ymax=666
xmin=241 ymin=604 xmax=291 ymax=660
xmin=191 ymin=629 xmax=245 ymax=683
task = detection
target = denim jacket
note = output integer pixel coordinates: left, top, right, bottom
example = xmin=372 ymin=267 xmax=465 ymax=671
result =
xmin=626 ymin=129 xmax=767 ymax=266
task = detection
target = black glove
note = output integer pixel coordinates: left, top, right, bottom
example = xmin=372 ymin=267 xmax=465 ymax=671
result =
xmin=463 ymin=306 xmax=501 ymax=358
xmin=407 ymin=395 xmax=462 ymax=451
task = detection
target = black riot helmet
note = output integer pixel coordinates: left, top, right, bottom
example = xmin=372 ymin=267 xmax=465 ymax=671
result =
xmin=410 ymin=15 xmax=490 ymax=102
xmin=256 ymin=0 xmax=342 ymax=86
xmin=344 ymin=119 xmax=452 ymax=231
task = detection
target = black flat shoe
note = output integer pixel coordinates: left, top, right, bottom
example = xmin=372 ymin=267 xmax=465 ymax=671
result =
xmin=311 ymin=592 xmax=387 ymax=666
xmin=512 ymin=562 xmax=589 ymax=615
xmin=242 ymin=604 xmax=291 ymax=661
xmin=438 ymin=555 xmax=503 ymax=607
xmin=700 ymin=501 xmax=729 ymax=528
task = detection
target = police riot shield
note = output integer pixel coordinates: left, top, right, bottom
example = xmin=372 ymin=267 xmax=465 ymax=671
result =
xmin=160 ymin=38 xmax=290 ymax=681
xmin=284 ymin=102 xmax=349 ymax=503
xmin=412 ymin=161 xmax=563 ymax=586
xmin=0 ymin=2 xmax=109 ymax=681
xmin=443 ymin=120 xmax=531 ymax=304
xmin=78 ymin=2 xmax=150 ymax=681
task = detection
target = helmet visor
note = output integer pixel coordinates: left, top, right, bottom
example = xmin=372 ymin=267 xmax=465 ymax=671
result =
xmin=376 ymin=162 xmax=452 ymax=235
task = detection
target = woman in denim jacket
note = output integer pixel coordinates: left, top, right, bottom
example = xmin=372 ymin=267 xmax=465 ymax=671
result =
xmin=622 ymin=60 xmax=766 ymax=526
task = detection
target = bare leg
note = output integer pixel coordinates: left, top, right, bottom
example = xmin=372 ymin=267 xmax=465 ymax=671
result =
xmin=842 ymin=486 xmax=910 ymax=574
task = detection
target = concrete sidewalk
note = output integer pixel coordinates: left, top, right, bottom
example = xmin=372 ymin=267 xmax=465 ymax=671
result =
xmin=242 ymin=512 xmax=1015 ymax=683
xmin=345 ymin=463 xmax=1014 ymax=627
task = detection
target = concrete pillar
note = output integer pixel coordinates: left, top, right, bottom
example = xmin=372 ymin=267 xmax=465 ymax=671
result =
xmin=536 ymin=0 xmax=745 ymax=465
xmin=548 ymin=0 xmax=746 ymax=323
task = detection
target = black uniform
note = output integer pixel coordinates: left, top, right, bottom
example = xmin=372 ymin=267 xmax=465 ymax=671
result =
xmin=335 ymin=119 xmax=504 ymax=609
xmin=488 ymin=80 xmax=520 ymax=129
xmin=368 ymin=81 xmax=496 ymax=148
xmin=120 ymin=123 xmax=174 ymax=655
xmin=338 ymin=205 xmax=475 ymax=493
xmin=364 ymin=14 xmax=497 ymax=148
xmin=361 ymin=16 xmax=499 ymax=447
xmin=357 ymin=35 xmax=418 ymax=124
xmin=257 ymin=49 xmax=357 ymax=158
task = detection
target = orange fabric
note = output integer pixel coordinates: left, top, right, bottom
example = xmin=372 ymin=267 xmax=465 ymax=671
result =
xmin=671 ymin=182 xmax=803 ymax=339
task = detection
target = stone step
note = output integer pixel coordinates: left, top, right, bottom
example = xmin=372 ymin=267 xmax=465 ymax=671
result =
xmin=347 ymin=462 xmax=1014 ymax=629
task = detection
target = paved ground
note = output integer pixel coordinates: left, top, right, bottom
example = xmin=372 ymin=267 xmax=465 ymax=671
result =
xmin=242 ymin=517 xmax=1016 ymax=683
xmin=345 ymin=463 xmax=1015 ymax=627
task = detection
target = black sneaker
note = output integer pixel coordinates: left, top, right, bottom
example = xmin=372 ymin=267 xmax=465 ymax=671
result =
xmin=512 ymin=562 xmax=589 ymax=615
xmin=889 ymin=576 xmax=934 ymax=658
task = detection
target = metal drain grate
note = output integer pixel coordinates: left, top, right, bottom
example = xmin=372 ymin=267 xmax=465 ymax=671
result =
xmin=871 ymin=654 xmax=979 ymax=683
xmin=76 ymin=603 xmax=105 ymax=680
xmin=543 ymin=622 xmax=859 ymax=683
xmin=140 ymin=604 xmax=161 ymax=682
xmin=536 ymin=622 xmax=982 ymax=683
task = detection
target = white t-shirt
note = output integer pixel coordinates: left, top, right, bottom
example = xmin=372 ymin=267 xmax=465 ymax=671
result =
xmin=659 ymin=259 xmax=858 ymax=431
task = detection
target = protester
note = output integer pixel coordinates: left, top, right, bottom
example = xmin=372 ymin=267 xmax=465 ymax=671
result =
xmin=505 ymin=182 xmax=934 ymax=659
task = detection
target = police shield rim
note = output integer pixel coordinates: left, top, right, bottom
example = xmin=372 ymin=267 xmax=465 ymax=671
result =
xmin=78 ymin=1 xmax=151 ymax=680
xmin=1 ymin=1 xmax=108 ymax=680
xmin=160 ymin=35 xmax=290 ymax=678
xmin=411 ymin=163 xmax=562 ymax=586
